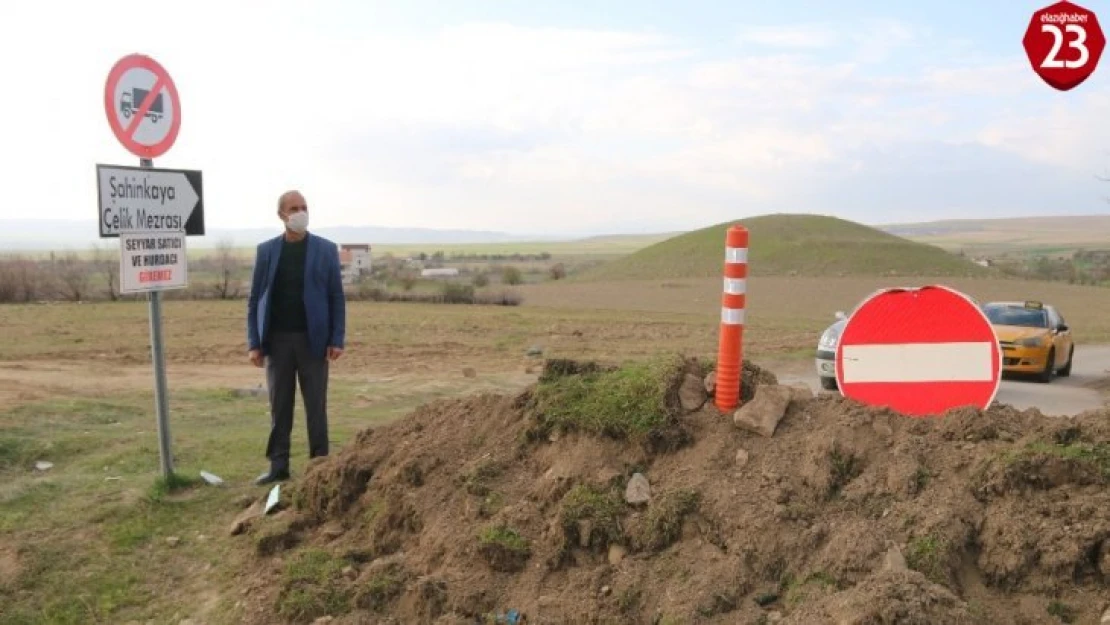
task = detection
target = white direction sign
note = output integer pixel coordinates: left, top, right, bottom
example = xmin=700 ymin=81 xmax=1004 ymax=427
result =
xmin=96 ymin=164 xmax=204 ymax=237
xmin=119 ymin=231 xmax=189 ymax=294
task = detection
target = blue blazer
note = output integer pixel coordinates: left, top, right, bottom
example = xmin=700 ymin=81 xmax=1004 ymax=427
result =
xmin=247 ymin=232 xmax=346 ymax=360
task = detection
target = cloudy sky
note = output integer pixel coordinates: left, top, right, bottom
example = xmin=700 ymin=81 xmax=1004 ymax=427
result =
xmin=2 ymin=0 xmax=1109 ymax=238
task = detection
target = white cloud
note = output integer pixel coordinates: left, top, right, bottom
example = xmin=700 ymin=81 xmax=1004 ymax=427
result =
xmin=735 ymin=18 xmax=919 ymax=62
xmin=0 ymin=3 xmax=1106 ymax=242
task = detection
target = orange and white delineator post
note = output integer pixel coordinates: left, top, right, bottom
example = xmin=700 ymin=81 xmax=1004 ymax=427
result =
xmin=715 ymin=225 xmax=748 ymax=412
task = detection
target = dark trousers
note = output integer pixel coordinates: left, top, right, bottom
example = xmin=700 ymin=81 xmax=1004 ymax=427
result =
xmin=264 ymin=331 xmax=329 ymax=471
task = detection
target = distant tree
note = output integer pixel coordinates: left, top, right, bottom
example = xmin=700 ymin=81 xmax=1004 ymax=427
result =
xmin=90 ymin=243 xmax=118 ymax=301
xmin=212 ymin=238 xmax=242 ymax=299
xmin=54 ymin=252 xmax=90 ymax=302
xmin=501 ymin=266 xmax=523 ymax=285
xmin=548 ymin=263 xmax=566 ymax=280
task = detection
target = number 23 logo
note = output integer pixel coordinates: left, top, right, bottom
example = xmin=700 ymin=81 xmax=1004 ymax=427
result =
xmin=1041 ymin=23 xmax=1090 ymax=68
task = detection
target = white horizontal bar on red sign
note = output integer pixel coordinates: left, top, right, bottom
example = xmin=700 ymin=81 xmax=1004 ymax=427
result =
xmin=840 ymin=342 xmax=995 ymax=383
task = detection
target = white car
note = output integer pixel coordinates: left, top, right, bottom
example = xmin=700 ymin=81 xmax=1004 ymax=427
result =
xmin=815 ymin=310 xmax=848 ymax=390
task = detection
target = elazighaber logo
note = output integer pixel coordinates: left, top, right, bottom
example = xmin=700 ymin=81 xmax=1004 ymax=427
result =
xmin=1023 ymin=0 xmax=1106 ymax=90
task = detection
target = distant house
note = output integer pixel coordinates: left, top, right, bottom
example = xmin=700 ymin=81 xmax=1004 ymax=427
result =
xmin=420 ymin=267 xmax=459 ymax=278
xmin=972 ymin=258 xmax=992 ymax=268
xmin=340 ymin=244 xmax=372 ymax=283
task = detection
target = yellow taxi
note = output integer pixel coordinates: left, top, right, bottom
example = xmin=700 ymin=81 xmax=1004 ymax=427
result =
xmin=981 ymin=300 xmax=1074 ymax=383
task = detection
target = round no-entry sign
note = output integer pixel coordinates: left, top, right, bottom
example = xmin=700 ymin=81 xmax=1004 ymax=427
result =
xmin=104 ymin=53 xmax=181 ymax=159
xmin=835 ymin=285 xmax=1001 ymax=416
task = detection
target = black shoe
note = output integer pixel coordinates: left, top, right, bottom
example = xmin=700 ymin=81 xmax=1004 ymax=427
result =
xmin=255 ymin=468 xmax=290 ymax=486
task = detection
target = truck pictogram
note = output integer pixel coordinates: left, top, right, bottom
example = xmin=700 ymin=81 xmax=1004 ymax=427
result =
xmin=120 ymin=88 xmax=163 ymax=123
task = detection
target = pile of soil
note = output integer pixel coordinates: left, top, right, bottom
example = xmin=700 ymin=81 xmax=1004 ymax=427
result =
xmin=233 ymin=356 xmax=1110 ymax=624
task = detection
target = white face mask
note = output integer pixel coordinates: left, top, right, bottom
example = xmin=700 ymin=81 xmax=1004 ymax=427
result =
xmin=286 ymin=211 xmax=309 ymax=233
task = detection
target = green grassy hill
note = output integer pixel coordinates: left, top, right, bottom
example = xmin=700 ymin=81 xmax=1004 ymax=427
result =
xmin=575 ymin=213 xmax=993 ymax=281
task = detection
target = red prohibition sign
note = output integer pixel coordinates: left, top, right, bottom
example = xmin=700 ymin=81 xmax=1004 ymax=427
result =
xmin=834 ymin=285 xmax=1002 ymax=417
xmin=103 ymin=53 xmax=181 ymax=159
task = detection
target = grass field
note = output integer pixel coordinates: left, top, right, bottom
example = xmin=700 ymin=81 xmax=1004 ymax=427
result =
xmin=885 ymin=215 xmax=1110 ymax=256
xmin=3 ymin=253 xmax=1110 ymax=622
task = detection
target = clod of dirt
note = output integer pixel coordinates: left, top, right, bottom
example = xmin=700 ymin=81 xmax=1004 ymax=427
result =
xmin=524 ymin=353 xmax=698 ymax=454
xmin=538 ymin=357 xmax=616 ymax=382
xmin=782 ymin=568 xmax=976 ymax=625
xmin=880 ymin=544 xmax=907 ymax=573
xmin=477 ymin=524 xmax=531 ymax=572
xmin=742 ymin=360 xmax=779 ymax=402
xmin=734 ymin=384 xmax=794 ymax=437
xmin=230 ymin=500 xmax=265 ymax=536
xmin=251 ymin=510 xmax=311 ymax=556
xmin=231 ymin=354 xmax=1110 ymax=625
xmin=703 ymin=360 xmax=778 ymax=402
xmin=628 ymin=488 xmax=700 ymax=553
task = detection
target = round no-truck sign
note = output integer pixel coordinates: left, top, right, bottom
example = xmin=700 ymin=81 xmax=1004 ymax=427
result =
xmin=104 ymin=53 xmax=181 ymax=159
xmin=834 ymin=285 xmax=1002 ymax=417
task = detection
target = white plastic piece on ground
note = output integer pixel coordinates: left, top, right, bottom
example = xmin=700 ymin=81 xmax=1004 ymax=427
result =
xmin=200 ymin=470 xmax=224 ymax=485
xmin=264 ymin=484 xmax=281 ymax=514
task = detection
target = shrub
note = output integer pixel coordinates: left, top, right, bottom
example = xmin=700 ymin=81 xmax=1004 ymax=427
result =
xmin=474 ymin=289 xmax=523 ymax=306
xmin=440 ymin=282 xmax=475 ymax=304
xmin=501 ymin=266 xmax=523 ymax=285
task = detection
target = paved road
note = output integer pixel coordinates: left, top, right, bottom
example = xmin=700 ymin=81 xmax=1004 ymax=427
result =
xmin=775 ymin=344 xmax=1110 ymax=417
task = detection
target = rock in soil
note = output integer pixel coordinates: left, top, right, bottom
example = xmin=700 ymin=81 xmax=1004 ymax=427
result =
xmin=678 ymin=373 xmax=707 ymax=411
xmin=733 ymin=384 xmax=793 ymax=437
xmin=625 ymin=472 xmax=651 ymax=505
xmin=608 ymin=544 xmax=627 ymax=565
xmin=787 ymin=384 xmax=813 ymax=401
xmin=704 ymin=371 xmax=717 ymax=395
xmin=735 ymin=448 xmax=750 ymax=468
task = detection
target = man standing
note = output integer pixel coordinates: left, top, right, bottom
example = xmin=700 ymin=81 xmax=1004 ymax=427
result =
xmin=246 ymin=190 xmax=346 ymax=485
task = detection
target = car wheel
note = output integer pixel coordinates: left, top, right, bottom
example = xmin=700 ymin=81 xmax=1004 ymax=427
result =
xmin=1037 ymin=348 xmax=1055 ymax=383
xmin=1058 ymin=345 xmax=1074 ymax=377
xmin=820 ymin=376 xmax=838 ymax=390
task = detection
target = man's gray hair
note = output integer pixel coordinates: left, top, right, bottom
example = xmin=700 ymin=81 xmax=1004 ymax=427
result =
xmin=277 ymin=190 xmax=301 ymax=214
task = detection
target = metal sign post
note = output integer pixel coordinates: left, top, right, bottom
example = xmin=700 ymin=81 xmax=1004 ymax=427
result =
xmin=141 ymin=155 xmax=174 ymax=478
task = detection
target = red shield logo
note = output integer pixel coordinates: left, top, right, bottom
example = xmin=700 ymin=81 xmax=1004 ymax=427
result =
xmin=1023 ymin=1 xmax=1105 ymax=91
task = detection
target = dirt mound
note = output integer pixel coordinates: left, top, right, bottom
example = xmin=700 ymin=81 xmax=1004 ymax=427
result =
xmin=233 ymin=354 xmax=1110 ymax=624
